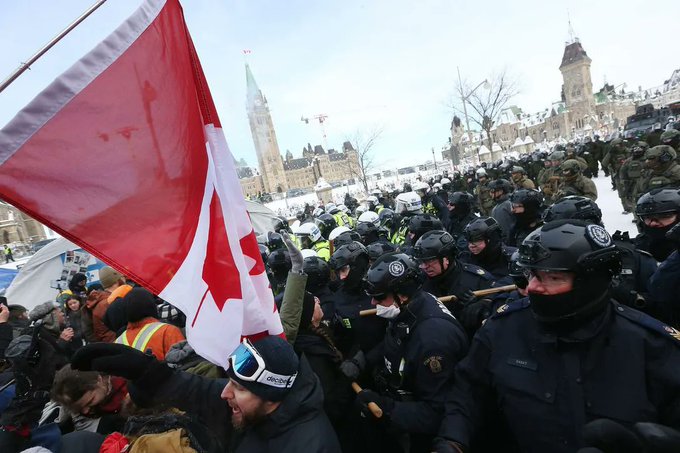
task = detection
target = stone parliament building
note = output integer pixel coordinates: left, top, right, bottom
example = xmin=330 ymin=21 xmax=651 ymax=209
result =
xmin=238 ymin=64 xmax=360 ymax=198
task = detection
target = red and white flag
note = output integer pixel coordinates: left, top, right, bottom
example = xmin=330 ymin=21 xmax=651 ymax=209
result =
xmin=0 ymin=0 xmax=282 ymax=367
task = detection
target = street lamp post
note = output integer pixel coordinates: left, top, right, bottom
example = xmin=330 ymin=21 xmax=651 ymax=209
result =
xmin=457 ymin=67 xmax=490 ymax=165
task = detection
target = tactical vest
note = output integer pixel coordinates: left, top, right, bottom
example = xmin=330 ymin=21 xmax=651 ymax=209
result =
xmin=312 ymin=240 xmax=331 ymax=261
xmin=627 ymin=159 xmax=644 ymax=179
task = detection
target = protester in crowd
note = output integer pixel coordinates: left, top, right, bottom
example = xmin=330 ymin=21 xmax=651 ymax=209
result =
xmin=68 ymin=273 xmax=88 ymax=301
xmin=114 ymin=288 xmax=185 ymax=361
xmin=71 ymin=336 xmax=342 ymax=452
xmin=64 ymin=297 xmax=84 ymax=349
xmin=29 ymin=301 xmax=79 ymax=361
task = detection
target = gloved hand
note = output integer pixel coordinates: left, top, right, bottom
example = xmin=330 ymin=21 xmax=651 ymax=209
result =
xmin=339 ymin=350 xmax=366 ymax=380
xmin=72 ymin=343 xmax=166 ymax=381
xmin=431 ymin=437 xmax=466 ymax=453
xmin=457 ymin=289 xmax=477 ymax=306
xmin=582 ymin=419 xmax=680 ymax=453
xmin=355 ymin=389 xmax=394 ymax=420
xmin=459 ymin=299 xmax=492 ymax=333
xmin=281 ymin=231 xmax=304 ymax=273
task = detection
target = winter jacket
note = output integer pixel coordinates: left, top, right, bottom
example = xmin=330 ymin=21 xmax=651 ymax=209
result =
xmin=84 ymin=290 xmax=115 ymax=343
xmin=278 ymin=271 xmax=308 ymax=345
xmin=130 ymin=356 xmax=341 ymax=453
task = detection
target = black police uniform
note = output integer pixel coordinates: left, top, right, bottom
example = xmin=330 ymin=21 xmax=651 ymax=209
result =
xmin=491 ymin=196 xmax=515 ymax=243
xmin=367 ymin=290 xmax=469 ymax=452
xmin=458 ymin=245 xmax=516 ymax=282
xmin=437 ymin=299 xmax=680 ymax=452
xmin=421 ymin=261 xmax=494 ymax=313
xmin=334 ymin=284 xmax=386 ymax=357
xmin=648 ymin=250 xmax=680 ymax=327
xmin=609 ymin=232 xmax=659 ymax=315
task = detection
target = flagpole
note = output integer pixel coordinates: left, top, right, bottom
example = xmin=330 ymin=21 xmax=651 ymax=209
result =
xmin=0 ymin=0 xmax=109 ymax=94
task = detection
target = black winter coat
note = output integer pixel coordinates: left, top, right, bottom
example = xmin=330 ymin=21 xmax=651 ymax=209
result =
xmin=131 ymin=355 xmax=341 ymax=453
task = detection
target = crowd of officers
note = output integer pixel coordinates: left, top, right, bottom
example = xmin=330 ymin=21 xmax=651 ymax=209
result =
xmin=3 ymin=125 xmax=680 ymax=452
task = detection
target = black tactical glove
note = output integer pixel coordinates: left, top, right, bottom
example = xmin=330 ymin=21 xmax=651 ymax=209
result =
xmin=459 ymin=298 xmax=492 ymax=334
xmin=339 ymin=350 xmax=366 ymax=381
xmin=72 ymin=343 xmax=171 ymax=382
xmin=355 ymin=389 xmax=394 ymax=420
xmin=431 ymin=437 xmax=466 ymax=453
xmin=458 ymin=289 xmax=476 ymax=306
xmin=580 ymin=418 xmax=680 ymax=453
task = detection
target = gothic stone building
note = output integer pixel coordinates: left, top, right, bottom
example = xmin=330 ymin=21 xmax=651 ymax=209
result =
xmin=240 ymin=64 xmax=361 ymax=198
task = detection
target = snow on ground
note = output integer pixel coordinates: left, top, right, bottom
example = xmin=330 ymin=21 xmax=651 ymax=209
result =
xmin=593 ymin=175 xmax=638 ymax=236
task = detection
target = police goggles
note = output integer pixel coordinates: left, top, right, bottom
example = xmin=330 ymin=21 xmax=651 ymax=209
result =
xmin=639 ymin=212 xmax=677 ymax=223
xmin=228 ymin=339 xmax=297 ymax=389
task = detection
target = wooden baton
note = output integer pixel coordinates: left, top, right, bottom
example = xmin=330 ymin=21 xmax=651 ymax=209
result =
xmin=359 ymin=284 xmax=517 ymax=316
xmin=351 ymin=381 xmax=383 ymax=418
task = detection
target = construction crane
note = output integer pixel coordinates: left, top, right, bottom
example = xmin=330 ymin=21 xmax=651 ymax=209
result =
xmin=301 ymin=113 xmax=329 ymax=149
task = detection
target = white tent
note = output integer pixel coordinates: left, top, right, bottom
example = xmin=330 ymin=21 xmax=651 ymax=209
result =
xmin=5 ymin=201 xmax=280 ymax=310
xmin=523 ymin=136 xmax=535 ymax=145
xmin=511 ymin=137 xmax=524 ymax=148
xmin=492 ymin=143 xmax=503 ymax=152
xmin=478 ymin=145 xmax=491 ymax=155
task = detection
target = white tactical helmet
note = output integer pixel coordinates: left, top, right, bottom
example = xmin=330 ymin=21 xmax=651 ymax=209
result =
xmin=338 ymin=204 xmax=349 ymax=213
xmin=326 ymin=203 xmax=337 ymax=212
xmin=395 ymin=191 xmax=423 ymax=214
xmin=412 ymin=181 xmax=430 ymax=193
xmin=476 ymin=168 xmax=487 ymax=177
xmin=441 ymin=177 xmax=451 ymax=185
xmin=355 ymin=205 xmax=367 ymax=216
xmin=300 ymin=249 xmax=318 ymax=259
xmin=312 ymin=207 xmax=325 ymax=217
xmin=371 ymin=189 xmax=382 ymax=196
xmin=329 ymin=226 xmax=351 ymax=242
xmin=366 ymin=195 xmax=379 ymax=204
xmin=358 ymin=211 xmax=380 ymax=226
xmin=296 ymin=222 xmax=322 ymax=243
xmin=433 ymin=182 xmax=442 ymax=190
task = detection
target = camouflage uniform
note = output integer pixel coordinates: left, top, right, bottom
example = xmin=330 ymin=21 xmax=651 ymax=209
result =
xmin=602 ymin=138 xmax=629 ymax=191
xmin=634 ymin=145 xmax=680 ymax=196
xmin=475 ymin=178 xmax=495 ymax=217
xmin=619 ymin=142 xmax=648 ymax=212
xmin=554 ymin=159 xmax=598 ymax=201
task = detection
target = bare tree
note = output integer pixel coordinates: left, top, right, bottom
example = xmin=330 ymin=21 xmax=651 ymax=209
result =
xmin=344 ymin=126 xmax=383 ymax=193
xmin=449 ymin=69 xmax=519 ymax=161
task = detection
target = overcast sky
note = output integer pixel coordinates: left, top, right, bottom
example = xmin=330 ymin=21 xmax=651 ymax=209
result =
xmin=1 ymin=1 xmax=679 ymax=170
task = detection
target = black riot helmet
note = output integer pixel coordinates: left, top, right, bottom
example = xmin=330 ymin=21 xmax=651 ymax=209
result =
xmin=508 ymin=251 xmax=529 ymax=289
xmin=266 ymin=249 xmax=291 ymax=273
xmin=517 ymin=220 xmax=621 ymax=331
xmin=330 ymin=241 xmax=370 ymax=291
xmin=542 ymin=196 xmax=603 ymax=225
xmin=366 ymin=242 xmax=397 ymax=263
xmin=259 ymin=244 xmax=269 ymax=264
xmin=273 ymin=216 xmax=292 ymax=233
xmin=407 ymin=214 xmax=443 ymax=243
xmin=635 ymin=188 xmax=680 ymax=218
xmin=355 ymin=221 xmax=380 ymax=245
xmin=378 ymin=208 xmax=396 ymax=229
xmin=413 ymin=230 xmax=457 ymax=261
xmin=303 ymin=256 xmax=330 ymax=291
xmin=329 ymin=241 xmax=369 ymax=271
xmin=510 ymin=189 xmax=544 ymax=220
xmin=315 ymin=213 xmax=337 ymax=240
xmin=364 ymin=253 xmax=422 ymax=299
xmin=447 ymin=191 xmax=475 ymax=217
xmin=464 ymin=217 xmax=503 ymax=248
xmin=488 ymin=178 xmax=513 ymax=195
xmin=332 ymin=230 xmax=362 ymax=249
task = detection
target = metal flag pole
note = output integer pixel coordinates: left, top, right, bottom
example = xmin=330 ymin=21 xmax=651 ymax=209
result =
xmin=0 ymin=0 xmax=109 ymax=94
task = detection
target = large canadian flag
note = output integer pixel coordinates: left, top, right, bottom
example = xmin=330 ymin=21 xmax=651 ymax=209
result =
xmin=0 ymin=0 xmax=283 ymax=367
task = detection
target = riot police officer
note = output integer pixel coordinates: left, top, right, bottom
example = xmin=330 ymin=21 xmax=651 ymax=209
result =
xmin=543 ymin=196 xmax=659 ymax=318
xmin=554 ymin=159 xmax=598 ymax=201
xmin=329 ymin=242 xmax=386 ymax=357
xmin=413 ymin=230 xmax=494 ymax=321
xmin=489 ymin=178 xmax=515 ymax=243
xmin=634 ymin=188 xmax=680 ymax=262
xmin=459 ymin=217 xmax=516 ymax=282
xmin=619 ymin=141 xmax=649 ymax=213
xmin=434 ymin=220 xmax=680 ymax=453
xmin=474 ymin=169 xmax=494 ymax=216
xmin=303 ymin=255 xmax=337 ymax=322
xmin=296 ymin=222 xmax=331 ymax=261
xmin=634 ymin=145 xmax=680 ymax=195
xmin=352 ymin=253 xmax=468 ymax=453
xmin=508 ymin=188 xmax=544 ymax=247
xmin=443 ymin=192 xmax=478 ymax=248
xmin=391 ymin=192 xmax=423 ymax=245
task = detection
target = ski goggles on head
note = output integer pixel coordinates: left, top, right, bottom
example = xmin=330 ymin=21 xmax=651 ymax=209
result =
xmin=228 ymin=339 xmax=297 ymax=389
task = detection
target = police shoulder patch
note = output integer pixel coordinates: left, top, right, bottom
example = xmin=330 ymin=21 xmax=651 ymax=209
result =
xmin=388 ymin=261 xmax=405 ymax=277
xmin=586 ymin=224 xmax=612 ymax=248
xmin=491 ymin=298 xmax=530 ymax=318
xmin=424 ymin=355 xmax=443 ymax=373
xmin=613 ymin=302 xmax=680 ymax=345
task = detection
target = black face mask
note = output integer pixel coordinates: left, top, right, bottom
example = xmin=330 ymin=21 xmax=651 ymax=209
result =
xmin=343 ymin=255 xmax=369 ymax=292
xmin=644 ymin=223 xmax=677 ymax=261
xmin=514 ymin=210 xmax=538 ymax=228
xmin=529 ymin=274 xmax=610 ymax=332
